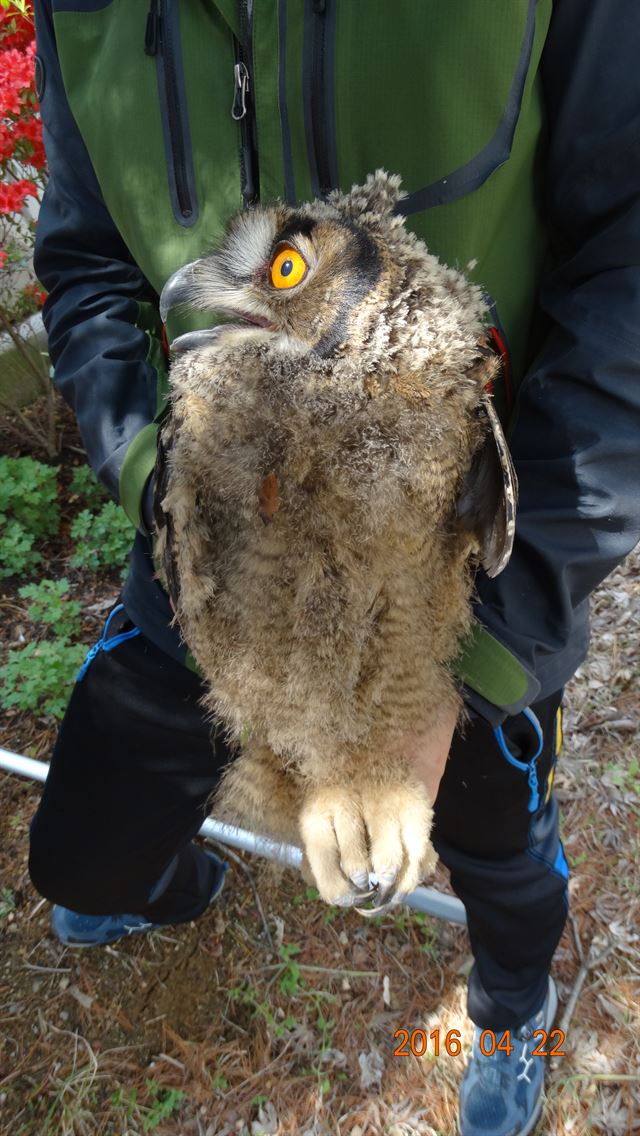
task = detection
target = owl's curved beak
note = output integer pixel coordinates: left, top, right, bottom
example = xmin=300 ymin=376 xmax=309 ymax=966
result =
xmin=159 ymin=259 xmax=203 ymax=324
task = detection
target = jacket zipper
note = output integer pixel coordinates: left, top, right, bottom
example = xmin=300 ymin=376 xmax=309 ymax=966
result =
xmin=232 ymin=1 xmax=259 ymax=205
xmin=309 ymin=0 xmax=331 ymax=196
xmin=145 ymin=0 xmax=193 ymax=221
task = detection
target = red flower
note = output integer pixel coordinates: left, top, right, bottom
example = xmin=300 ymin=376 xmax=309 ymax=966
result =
xmin=0 ymin=5 xmax=45 ymax=211
xmin=0 ymin=248 xmax=8 ymax=269
xmin=0 ymin=178 xmax=38 ymax=215
xmin=23 ymin=281 xmax=47 ymax=306
xmin=0 ymin=44 xmax=35 ymax=115
xmin=0 ymin=113 xmax=46 ymax=169
xmin=0 ymin=10 xmax=33 ymax=52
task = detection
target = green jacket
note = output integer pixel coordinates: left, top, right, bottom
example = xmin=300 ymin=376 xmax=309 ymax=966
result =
xmin=34 ymin=0 xmax=640 ymax=720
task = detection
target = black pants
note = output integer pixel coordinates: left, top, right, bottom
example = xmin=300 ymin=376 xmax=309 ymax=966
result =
xmin=29 ymin=606 xmax=567 ymax=1030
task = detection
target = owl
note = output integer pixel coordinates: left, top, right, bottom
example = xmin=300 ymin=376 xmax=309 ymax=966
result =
xmin=155 ymin=171 xmax=515 ymax=913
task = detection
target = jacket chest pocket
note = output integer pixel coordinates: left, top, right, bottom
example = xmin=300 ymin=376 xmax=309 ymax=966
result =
xmin=143 ymin=0 xmax=198 ymax=227
xmin=53 ymin=0 xmax=243 ymax=288
xmin=332 ymin=0 xmax=539 ymax=212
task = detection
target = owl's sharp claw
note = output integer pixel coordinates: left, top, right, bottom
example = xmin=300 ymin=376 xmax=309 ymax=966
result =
xmin=334 ymin=886 xmax=378 ymax=907
xmin=376 ymin=875 xmax=399 ymax=907
xmin=353 ymin=886 xmax=378 ymax=903
xmin=352 ymin=878 xmax=403 ymax=917
xmin=353 ymin=896 xmax=401 ymax=918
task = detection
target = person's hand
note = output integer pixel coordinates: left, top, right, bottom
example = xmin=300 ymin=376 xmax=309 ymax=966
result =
xmin=385 ymin=701 xmax=459 ymax=804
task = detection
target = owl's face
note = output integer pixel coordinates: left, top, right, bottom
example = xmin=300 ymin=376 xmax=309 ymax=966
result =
xmin=161 ymin=202 xmax=387 ymax=359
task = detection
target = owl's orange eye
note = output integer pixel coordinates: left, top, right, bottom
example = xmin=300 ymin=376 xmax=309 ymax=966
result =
xmin=269 ymin=245 xmax=308 ymax=290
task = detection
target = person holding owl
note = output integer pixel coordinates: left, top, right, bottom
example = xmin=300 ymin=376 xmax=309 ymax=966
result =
xmin=26 ymin=2 xmax=640 ymax=1135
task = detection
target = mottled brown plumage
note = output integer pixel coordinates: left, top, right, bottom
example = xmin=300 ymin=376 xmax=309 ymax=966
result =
xmin=154 ymin=171 xmax=514 ymax=909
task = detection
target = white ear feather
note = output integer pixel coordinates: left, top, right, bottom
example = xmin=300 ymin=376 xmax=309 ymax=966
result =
xmin=220 ymin=211 xmax=277 ymax=279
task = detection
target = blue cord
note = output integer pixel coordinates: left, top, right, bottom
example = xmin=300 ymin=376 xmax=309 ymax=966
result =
xmin=76 ymin=604 xmax=141 ymax=682
xmin=493 ymin=707 xmax=543 ymax=813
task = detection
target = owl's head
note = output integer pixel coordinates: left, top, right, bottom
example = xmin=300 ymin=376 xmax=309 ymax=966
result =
xmin=160 ymin=170 xmax=487 ymax=384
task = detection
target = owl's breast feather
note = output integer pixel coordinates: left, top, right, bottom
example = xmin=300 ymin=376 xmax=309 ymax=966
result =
xmin=163 ymin=344 xmax=479 ymax=758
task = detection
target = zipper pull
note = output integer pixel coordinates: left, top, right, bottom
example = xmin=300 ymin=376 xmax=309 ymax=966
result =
xmin=232 ymin=61 xmax=250 ymax=121
xmin=145 ymin=0 xmax=160 ymax=57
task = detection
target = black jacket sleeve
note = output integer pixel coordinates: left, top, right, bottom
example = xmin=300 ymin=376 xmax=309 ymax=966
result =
xmin=33 ymin=0 xmax=164 ymax=526
xmin=472 ymin=0 xmax=640 ymax=707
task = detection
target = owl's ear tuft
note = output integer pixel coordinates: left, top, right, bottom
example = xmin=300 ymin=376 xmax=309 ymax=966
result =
xmin=333 ymin=170 xmax=406 ymax=221
xmin=360 ymin=170 xmax=405 ymax=213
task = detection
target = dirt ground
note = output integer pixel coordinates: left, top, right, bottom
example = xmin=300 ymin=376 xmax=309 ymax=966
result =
xmin=1 ymin=411 xmax=639 ymax=1135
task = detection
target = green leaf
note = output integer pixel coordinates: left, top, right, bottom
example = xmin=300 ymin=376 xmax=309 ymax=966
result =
xmin=70 ymin=501 xmax=135 ymax=576
xmin=1 ymin=639 xmax=86 ymax=719
xmin=0 ymin=456 xmax=59 ymax=545
xmin=18 ymin=578 xmax=81 ymax=640
xmin=68 ymin=464 xmax=109 ymax=509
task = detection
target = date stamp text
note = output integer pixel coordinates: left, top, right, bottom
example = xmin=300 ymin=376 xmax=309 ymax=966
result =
xmin=393 ymin=1028 xmax=566 ymax=1058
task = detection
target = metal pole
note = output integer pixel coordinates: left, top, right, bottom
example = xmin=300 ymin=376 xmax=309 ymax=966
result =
xmin=0 ymin=747 xmax=466 ymax=924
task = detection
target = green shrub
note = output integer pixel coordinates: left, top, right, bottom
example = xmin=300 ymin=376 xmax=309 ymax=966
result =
xmin=0 ymin=518 xmax=41 ymax=578
xmin=0 ymin=455 xmax=59 ymax=536
xmin=70 ymin=501 xmax=135 ymax=575
xmin=0 ymin=455 xmax=59 ymax=578
xmin=68 ymin=464 xmax=109 ymax=510
xmin=18 ymin=578 xmax=82 ymax=640
xmin=1 ymin=640 xmax=86 ymax=719
xmin=0 ymin=578 xmax=85 ymax=719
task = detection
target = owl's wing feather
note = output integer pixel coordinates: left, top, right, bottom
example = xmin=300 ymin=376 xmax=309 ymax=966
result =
xmin=153 ymin=418 xmax=183 ymax=612
xmin=456 ymin=396 xmax=518 ymax=578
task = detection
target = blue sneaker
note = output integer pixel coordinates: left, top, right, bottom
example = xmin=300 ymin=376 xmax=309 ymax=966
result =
xmin=458 ymin=977 xmax=558 ymax=1136
xmin=50 ymin=849 xmax=228 ymax=948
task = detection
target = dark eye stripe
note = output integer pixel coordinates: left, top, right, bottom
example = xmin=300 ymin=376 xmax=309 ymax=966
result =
xmin=314 ymin=223 xmax=383 ymax=357
xmin=275 ymin=216 xmax=317 ymax=245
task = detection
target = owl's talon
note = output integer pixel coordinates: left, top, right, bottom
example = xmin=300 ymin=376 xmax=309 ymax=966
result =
xmin=352 ymin=875 xmax=404 ymax=916
xmin=376 ymin=878 xmax=399 ymax=907
xmin=299 ymin=780 xmax=436 ymax=909
xmin=353 ymin=895 xmax=402 ymax=918
xmin=334 ymin=885 xmax=378 ymax=907
xmin=353 ymin=886 xmax=378 ymax=903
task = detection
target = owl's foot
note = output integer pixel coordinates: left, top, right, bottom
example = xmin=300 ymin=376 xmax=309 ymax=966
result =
xmin=213 ymin=743 xmax=303 ymax=848
xmin=298 ymin=780 xmax=437 ymax=910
